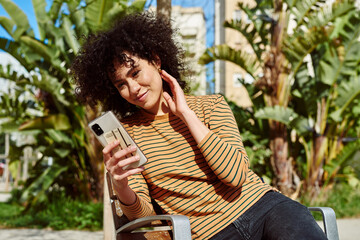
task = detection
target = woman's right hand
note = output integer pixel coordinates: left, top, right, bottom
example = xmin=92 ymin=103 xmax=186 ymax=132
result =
xmin=103 ymin=140 xmax=144 ymax=202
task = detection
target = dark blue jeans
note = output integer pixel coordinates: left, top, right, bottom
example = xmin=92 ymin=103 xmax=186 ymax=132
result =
xmin=210 ymin=191 xmax=327 ymax=240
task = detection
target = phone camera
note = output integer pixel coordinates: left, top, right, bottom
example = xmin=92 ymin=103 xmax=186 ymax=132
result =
xmin=91 ymin=124 xmax=104 ymax=136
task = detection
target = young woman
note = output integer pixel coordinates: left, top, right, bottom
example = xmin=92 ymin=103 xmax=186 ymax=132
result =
xmin=71 ymin=12 xmax=327 ymax=240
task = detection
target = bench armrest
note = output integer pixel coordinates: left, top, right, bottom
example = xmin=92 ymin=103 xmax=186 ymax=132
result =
xmin=308 ymin=207 xmax=339 ymax=240
xmin=116 ymin=215 xmax=191 ymax=240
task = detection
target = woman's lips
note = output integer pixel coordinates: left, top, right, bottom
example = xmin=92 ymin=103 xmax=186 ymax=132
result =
xmin=137 ymin=90 xmax=148 ymax=102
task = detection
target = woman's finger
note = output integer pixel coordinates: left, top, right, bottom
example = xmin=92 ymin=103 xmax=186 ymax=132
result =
xmin=103 ymin=139 xmax=121 ymax=160
xmin=115 ymin=154 xmax=140 ymax=170
xmin=104 ymin=144 xmax=136 ymax=168
xmin=160 ymin=70 xmax=180 ymax=90
xmin=112 ymin=166 xmax=145 ymax=182
xmin=163 ymin=91 xmax=176 ymax=110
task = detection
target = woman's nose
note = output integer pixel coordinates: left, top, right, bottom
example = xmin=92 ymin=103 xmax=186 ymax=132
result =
xmin=129 ymin=79 xmax=141 ymax=94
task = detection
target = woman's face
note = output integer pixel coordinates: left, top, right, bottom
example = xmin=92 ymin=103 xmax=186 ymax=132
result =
xmin=111 ymin=53 xmax=166 ymax=115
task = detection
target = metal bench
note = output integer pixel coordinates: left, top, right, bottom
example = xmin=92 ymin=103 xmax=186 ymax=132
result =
xmin=106 ymin=173 xmax=339 ymax=240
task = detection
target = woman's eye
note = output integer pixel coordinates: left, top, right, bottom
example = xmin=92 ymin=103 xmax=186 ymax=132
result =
xmin=132 ymin=70 xmax=140 ymax=77
xmin=117 ymin=82 xmax=125 ymax=88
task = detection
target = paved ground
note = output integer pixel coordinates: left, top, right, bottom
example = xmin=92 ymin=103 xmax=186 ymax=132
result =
xmin=0 ymin=229 xmax=103 ymax=240
xmin=1 ymin=184 xmax=360 ymax=240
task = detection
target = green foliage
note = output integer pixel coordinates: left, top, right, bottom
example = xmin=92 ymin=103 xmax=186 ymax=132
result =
xmin=0 ymin=190 xmax=103 ymax=230
xmin=0 ymin=0 xmax=146 ymax=210
xmin=301 ymin=182 xmax=360 ymax=219
xmin=200 ymin=0 xmax=360 ymax=196
xmin=0 ymin=133 xmax=5 ymax=154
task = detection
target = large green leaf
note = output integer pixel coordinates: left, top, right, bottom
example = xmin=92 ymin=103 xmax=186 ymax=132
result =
xmin=284 ymin=26 xmax=330 ymax=77
xmin=223 ymin=19 xmax=263 ymax=60
xmin=305 ymin=0 xmax=354 ymax=29
xmin=0 ymin=0 xmax=34 ymax=39
xmin=85 ymin=0 xmax=114 ymax=32
xmin=46 ymin=129 xmax=74 ymax=145
xmin=20 ymin=164 xmax=68 ymax=204
xmin=62 ymin=15 xmax=80 ymax=54
xmin=254 ymin=106 xmax=298 ymax=125
xmin=19 ymin=114 xmax=71 ymax=131
xmin=330 ymin=76 xmax=360 ymax=121
xmin=291 ymin=0 xmax=321 ymax=29
xmin=0 ymin=16 xmax=15 ymax=37
xmin=324 ymin=139 xmax=360 ymax=184
xmin=19 ymin=36 xmax=66 ymax=77
xmin=319 ymin=12 xmax=360 ymax=86
xmin=48 ymin=0 xmax=64 ymax=22
xmin=31 ymin=73 xmax=70 ymax=107
xmin=199 ymin=44 xmax=261 ymax=78
xmin=19 ymin=35 xmax=59 ymax=62
xmin=67 ymin=0 xmax=89 ymax=37
xmin=0 ymin=119 xmax=21 ymax=132
xmin=0 ymin=38 xmax=32 ymax=70
xmin=31 ymin=0 xmax=49 ymax=41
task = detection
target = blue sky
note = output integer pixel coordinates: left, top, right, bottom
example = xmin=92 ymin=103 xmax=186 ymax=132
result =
xmin=0 ymin=0 xmax=215 ymax=92
xmin=0 ymin=0 xmax=214 ymax=46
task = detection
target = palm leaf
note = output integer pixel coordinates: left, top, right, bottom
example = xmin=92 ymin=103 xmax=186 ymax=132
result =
xmin=31 ymin=0 xmax=49 ymax=41
xmin=19 ymin=36 xmax=59 ymax=62
xmin=0 ymin=0 xmax=34 ymax=39
xmin=0 ymin=16 xmax=15 ymax=37
xmin=291 ymin=0 xmax=322 ymax=29
xmin=0 ymin=38 xmax=33 ymax=71
xmin=19 ymin=36 xmax=66 ymax=76
xmin=19 ymin=114 xmax=71 ymax=131
xmin=20 ymin=164 xmax=68 ymax=205
xmin=48 ymin=0 xmax=64 ymax=22
xmin=284 ymin=26 xmax=330 ymax=77
xmin=254 ymin=106 xmax=298 ymax=125
xmin=62 ymin=15 xmax=80 ymax=54
xmin=67 ymin=1 xmax=89 ymax=37
xmin=223 ymin=19 xmax=264 ymax=60
xmin=324 ymin=139 xmax=360 ymax=184
xmin=46 ymin=129 xmax=74 ymax=146
xmin=199 ymin=44 xmax=261 ymax=78
xmin=319 ymin=12 xmax=360 ymax=86
xmin=85 ymin=0 xmax=114 ymax=32
xmin=305 ymin=0 xmax=354 ymax=29
xmin=330 ymin=76 xmax=360 ymax=122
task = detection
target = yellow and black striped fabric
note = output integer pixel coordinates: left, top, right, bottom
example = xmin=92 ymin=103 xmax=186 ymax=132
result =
xmin=119 ymin=94 xmax=274 ymax=239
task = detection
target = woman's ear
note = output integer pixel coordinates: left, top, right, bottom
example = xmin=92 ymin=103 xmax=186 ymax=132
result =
xmin=153 ymin=55 xmax=161 ymax=69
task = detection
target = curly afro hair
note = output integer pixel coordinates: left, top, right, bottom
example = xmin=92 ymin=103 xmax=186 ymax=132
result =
xmin=71 ymin=11 xmax=189 ymax=118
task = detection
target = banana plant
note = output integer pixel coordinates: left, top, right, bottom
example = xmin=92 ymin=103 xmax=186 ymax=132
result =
xmin=199 ymin=0 xmax=359 ymax=197
xmin=0 ymin=0 xmax=145 ymax=208
xmin=257 ymin=3 xmax=360 ymax=198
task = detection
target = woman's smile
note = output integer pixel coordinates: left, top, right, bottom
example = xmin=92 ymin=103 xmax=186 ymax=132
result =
xmin=136 ymin=90 xmax=149 ymax=102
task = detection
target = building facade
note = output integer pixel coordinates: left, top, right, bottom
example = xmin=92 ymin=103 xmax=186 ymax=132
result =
xmin=171 ymin=6 xmax=207 ymax=95
xmin=215 ymin=0 xmax=254 ymax=107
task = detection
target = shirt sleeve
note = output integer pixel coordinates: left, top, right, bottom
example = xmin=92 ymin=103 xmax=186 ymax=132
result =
xmin=118 ymin=172 xmax=155 ymax=221
xmin=198 ymin=95 xmax=249 ymax=188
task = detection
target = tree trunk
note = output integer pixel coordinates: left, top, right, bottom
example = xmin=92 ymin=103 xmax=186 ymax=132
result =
xmin=269 ymin=121 xmax=296 ymax=196
xmin=259 ymin=0 xmax=300 ymax=197
xmin=307 ymin=134 xmax=327 ymax=198
xmin=157 ymin=0 xmax=171 ymax=19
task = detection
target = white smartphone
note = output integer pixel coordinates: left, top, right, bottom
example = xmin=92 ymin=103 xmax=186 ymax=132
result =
xmin=88 ymin=111 xmax=147 ymax=170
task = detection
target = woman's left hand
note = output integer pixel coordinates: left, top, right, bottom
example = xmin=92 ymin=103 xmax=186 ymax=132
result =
xmin=161 ymin=69 xmax=210 ymax=143
xmin=161 ymin=70 xmax=192 ymax=120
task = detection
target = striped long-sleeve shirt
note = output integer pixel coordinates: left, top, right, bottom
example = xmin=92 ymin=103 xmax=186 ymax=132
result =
xmin=119 ymin=94 xmax=274 ymax=239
